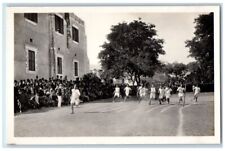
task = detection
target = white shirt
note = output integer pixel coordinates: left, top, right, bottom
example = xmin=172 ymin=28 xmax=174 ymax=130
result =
xmin=138 ymin=86 xmax=142 ymax=92
xmin=124 ymin=86 xmax=131 ymax=93
xmin=115 ymin=87 xmax=120 ymax=94
xmin=150 ymin=87 xmax=156 ymax=93
xmin=159 ymin=88 xmax=165 ymax=95
xmin=177 ymin=87 xmax=185 ymax=94
xmin=165 ymin=88 xmax=172 ymax=96
xmin=194 ymin=87 xmax=200 ymax=95
xmin=140 ymin=87 xmax=146 ymax=96
xmin=72 ymin=89 xmax=80 ymax=99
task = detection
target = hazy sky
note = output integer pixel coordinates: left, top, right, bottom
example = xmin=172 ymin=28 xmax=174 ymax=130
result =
xmin=75 ymin=11 xmax=201 ymax=69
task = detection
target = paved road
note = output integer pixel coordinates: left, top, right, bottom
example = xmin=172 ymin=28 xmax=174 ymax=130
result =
xmin=14 ymin=93 xmax=214 ymax=137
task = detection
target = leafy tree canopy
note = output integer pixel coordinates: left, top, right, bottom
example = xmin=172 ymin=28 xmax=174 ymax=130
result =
xmin=98 ymin=19 xmax=165 ymax=85
xmin=185 ymin=12 xmax=214 ymax=83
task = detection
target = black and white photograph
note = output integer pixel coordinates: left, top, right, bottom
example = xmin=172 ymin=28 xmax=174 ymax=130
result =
xmin=5 ymin=5 xmax=220 ymax=145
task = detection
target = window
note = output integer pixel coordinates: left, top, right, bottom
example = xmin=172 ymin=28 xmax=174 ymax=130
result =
xmin=72 ymin=26 xmax=79 ymax=42
xmin=74 ymin=61 xmax=78 ymax=76
xmin=28 ymin=50 xmax=35 ymax=71
xmin=24 ymin=13 xmax=38 ymax=23
xmin=57 ymin=57 xmax=62 ymax=74
xmin=55 ymin=15 xmax=64 ymax=34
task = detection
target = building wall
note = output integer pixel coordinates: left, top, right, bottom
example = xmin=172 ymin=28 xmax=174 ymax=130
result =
xmin=14 ymin=13 xmax=89 ymax=80
xmin=14 ymin=13 xmax=50 ymax=80
xmin=53 ymin=13 xmax=89 ymax=80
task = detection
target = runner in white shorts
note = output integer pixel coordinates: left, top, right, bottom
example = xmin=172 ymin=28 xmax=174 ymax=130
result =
xmin=70 ymin=85 xmax=81 ymax=114
xmin=165 ymin=86 xmax=172 ymax=104
xmin=149 ymin=84 xmax=156 ymax=105
xmin=124 ymin=84 xmax=131 ymax=102
xmin=193 ymin=85 xmax=201 ymax=102
xmin=158 ymin=85 xmax=165 ymax=105
xmin=177 ymin=84 xmax=185 ymax=104
xmin=113 ymin=85 xmax=120 ymax=102
xmin=139 ymin=85 xmax=146 ymax=103
xmin=137 ymin=85 xmax=142 ymax=100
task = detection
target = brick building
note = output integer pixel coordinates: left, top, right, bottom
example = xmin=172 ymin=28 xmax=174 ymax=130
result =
xmin=14 ymin=13 xmax=90 ymax=80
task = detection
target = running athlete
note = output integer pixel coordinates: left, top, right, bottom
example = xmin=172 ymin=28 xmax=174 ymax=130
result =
xmin=124 ymin=84 xmax=131 ymax=102
xmin=149 ymin=84 xmax=156 ymax=105
xmin=192 ymin=85 xmax=195 ymax=93
xmin=193 ymin=85 xmax=201 ymax=102
xmin=158 ymin=85 xmax=165 ymax=105
xmin=177 ymin=84 xmax=185 ymax=104
xmin=113 ymin=85 xmax=120 ymax=102
xmin=138 ymin=84 xmax=142 ymax=99
xmin=139 ymin=85 xmax=147 ymax=103
xmin=192 ymin=84 xmax=195 ymax=100
xmin=165 ymin=86 xmax=172 ymax=104
xmin=70 ymin=85 xmax=81 ymax=114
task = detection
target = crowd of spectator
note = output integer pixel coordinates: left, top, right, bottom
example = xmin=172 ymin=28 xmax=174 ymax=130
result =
xmin=14 ymin=76 xmax=78 ymax=113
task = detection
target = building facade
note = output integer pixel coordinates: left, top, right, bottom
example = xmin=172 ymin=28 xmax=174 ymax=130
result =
xmin=14 ymin=13 xmax=90 ymax=80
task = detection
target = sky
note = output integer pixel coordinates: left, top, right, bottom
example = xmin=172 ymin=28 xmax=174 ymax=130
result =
xmin=75 ymin=10 xmax=202 ymax=69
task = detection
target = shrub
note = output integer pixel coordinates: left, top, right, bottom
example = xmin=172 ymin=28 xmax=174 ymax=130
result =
xmin=79 ymin=73 xmax=114 ymax=102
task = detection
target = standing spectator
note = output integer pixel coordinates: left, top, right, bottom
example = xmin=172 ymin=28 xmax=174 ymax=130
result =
xmin=14 ymin=81 xmax=21 ymax=113
xmin=34 ymin=82 xmax=40 ymax=108
xmin=57 ymin=84 xmax=63 ymax=107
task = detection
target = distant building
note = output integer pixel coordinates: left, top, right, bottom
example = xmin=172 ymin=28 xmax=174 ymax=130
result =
xmin=14 ymin=13 xmax=89 ymax=80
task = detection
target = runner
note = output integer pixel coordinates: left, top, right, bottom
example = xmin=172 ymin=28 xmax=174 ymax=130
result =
xmin=165 ymin=86 xmax=173 ymax=104
xmin=113 ymin=85 xmax=120 ymax=102
xmin=192 ymin=84 xmax=195 ymax=101
xmin=177 ymin=84 xmax=185 ymax=104
xmin=149 ymin=84 xmax=156 ymax=105
xmin=193 ymin=84 xmax=201 ymax=102
xmin=192 ymin=85 xmax=195 ymax=93
xmin=124 ymin=84 xmax=131 ymax=102
xmin=137 ymin=84 xmax=142 ymax=100
xmin=70 ymin=84 xmax=81 ymax=114
xmin=139 ymin=84 xmax=146 ymax=103
xmin=158 ymin=85 xmax=165 ymax=105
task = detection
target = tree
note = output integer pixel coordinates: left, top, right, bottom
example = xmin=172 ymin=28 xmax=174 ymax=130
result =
xmin=98 ymin=19 xmax=165 ymax=85
xmin=185 ymin=61 xmax=201 ymax=84
xmin=162 ymin=62 xmax=187 ymax=85
xmin=185 ymin=12 xmax=214 ymax=83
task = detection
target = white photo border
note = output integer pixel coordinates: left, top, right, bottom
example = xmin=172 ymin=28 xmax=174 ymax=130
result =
xmin=4 ymin=5 xmax=221 ymax=145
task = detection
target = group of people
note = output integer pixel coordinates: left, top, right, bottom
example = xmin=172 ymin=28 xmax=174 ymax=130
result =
xmin=14 ymin=77 xmax=82 ymax=113
xmin=14 ymin=76 xmax=201 ymax=114
xmin=113 ymin=83 xmax=201 ymax=105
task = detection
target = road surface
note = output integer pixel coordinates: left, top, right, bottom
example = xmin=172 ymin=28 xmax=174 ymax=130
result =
xmin=14 ymin=93 xmax=214 ymax=137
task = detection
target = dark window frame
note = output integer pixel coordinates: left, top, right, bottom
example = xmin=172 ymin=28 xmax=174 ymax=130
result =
xmin=55 ymin=15 xmax=64 ymax=35
xmin=57 ymin=57 xmax=63 ymax=74
xmin=28 ymin=50 xmax=35 ymax=71
xmin=72 ymin=26 xmax=79 ymax=43
xmin=24 ymin=13 xmax=38 ymax=23
xmin=74 ymin=61 xmax=78 ymax=76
